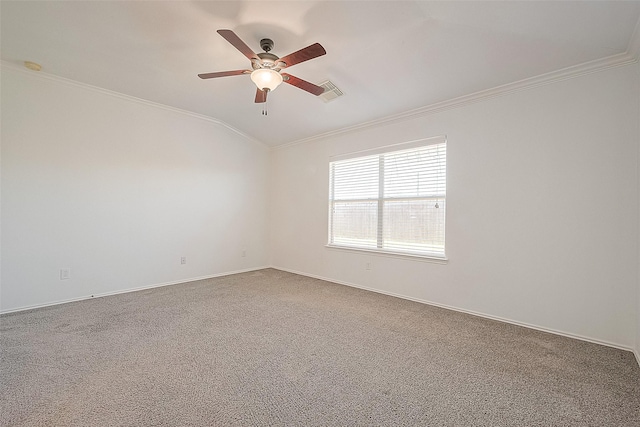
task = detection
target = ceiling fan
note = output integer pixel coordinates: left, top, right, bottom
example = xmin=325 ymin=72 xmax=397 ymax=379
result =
xmin=198 ymin=30 xmax=326 ymax=109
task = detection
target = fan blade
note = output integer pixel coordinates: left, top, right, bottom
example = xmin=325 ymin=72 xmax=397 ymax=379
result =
xmin=255 ymin=88 xmax=267 ymax=103
xmin=198 ymin=70 xmax=249 ymax=79
xmin=217 ymin=29 xmax=258 ymax=60
xmin=282 ymin=73 xmax=325 ymax=96
xmin=277 ymin=43 xmax=326 ymax=68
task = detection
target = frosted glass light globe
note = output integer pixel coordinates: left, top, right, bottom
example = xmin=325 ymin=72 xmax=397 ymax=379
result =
xmin=250 ymin=69 xmax=283 ymax=92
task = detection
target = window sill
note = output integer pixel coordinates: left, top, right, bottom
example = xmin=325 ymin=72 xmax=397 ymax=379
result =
xmin=325 ymin=244 xmax=448 ymax=264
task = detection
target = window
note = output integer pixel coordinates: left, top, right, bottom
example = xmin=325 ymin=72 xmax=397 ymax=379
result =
xmin=328 ymin=138 xmax=446 ymax=259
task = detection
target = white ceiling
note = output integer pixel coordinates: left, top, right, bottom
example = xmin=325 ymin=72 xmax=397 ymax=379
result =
xmin=2 ymin=1 xmax=640 ymax=147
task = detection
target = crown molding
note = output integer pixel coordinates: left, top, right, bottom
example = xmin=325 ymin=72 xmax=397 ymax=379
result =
xmin=4 ymin=18 xmax=639 ymax=155
xmin=0 ymin=61 xmax=267 ymax=148
xmin=627 ymin=14 xmax=640 ymax=61
xmin=273 ymin=50 xmax=639 ymax=152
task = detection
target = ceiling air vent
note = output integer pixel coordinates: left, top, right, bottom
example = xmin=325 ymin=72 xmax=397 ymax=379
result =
xmin=318 ymin=80 xmax=344 ymax=103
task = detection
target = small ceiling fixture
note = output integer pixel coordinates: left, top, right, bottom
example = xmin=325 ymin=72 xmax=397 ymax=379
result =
xmin=198 ymin=30 xmax=327 ymax=115
xmin=24 ymin=61 xmax=42 ymax=71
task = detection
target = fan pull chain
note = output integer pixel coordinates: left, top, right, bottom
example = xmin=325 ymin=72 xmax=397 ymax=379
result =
xmin=262 ymin=93 xmax=268 ymax=116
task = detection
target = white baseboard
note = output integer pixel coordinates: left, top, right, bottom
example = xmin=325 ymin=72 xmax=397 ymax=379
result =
xmin=5 ymin=264 xmax=639 ymax=369
xmin=0 ymin=266 xmax=270 ymax=315
xmin=270 ymin=265 xmax=637 ymax=358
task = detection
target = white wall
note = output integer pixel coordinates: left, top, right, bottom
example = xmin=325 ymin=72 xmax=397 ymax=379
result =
xmin=270 ymin=64 xmax=640 ymax=349
xmin=1 ymin=65 xmax=270 ymax=312
xmin=637 ymin=60 xmax=640 ymax=362
xmin=3 ymin=61 xmax=639 ymax=353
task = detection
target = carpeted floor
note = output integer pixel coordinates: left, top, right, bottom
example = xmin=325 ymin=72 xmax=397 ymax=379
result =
xmin=1 ymin=268 xmax=639 ymax=426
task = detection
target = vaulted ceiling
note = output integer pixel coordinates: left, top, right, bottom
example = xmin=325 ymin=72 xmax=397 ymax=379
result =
xmin=2 ymin=1 xmax=640 ymax=146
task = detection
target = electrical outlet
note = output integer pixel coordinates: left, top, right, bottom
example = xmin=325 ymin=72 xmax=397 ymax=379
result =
xmin=242 ymin=250 xmax=246 ymax=257
xmin=366 ymin=262 xmax=371 ymax=271
xmin=181 ymin=257 xmax=186 ymax=265
xmin=60 ymin=269 xmax=70 ymax=280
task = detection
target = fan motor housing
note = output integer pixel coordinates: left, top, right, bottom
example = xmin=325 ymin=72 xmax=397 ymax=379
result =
xmin=254 ymin=52 xmax=280 ymax=69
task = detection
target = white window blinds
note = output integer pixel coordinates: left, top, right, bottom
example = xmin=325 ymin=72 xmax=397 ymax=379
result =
xmin=329 ymin=140 xmax=446 ymax=258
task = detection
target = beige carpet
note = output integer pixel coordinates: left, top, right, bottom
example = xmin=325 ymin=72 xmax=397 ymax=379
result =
xmin=1 ymin=268 xmax=639 ymax=426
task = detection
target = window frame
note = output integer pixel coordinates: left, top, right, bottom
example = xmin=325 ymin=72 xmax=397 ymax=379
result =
xmin=326 ymin=136 xmax=447 ymax=261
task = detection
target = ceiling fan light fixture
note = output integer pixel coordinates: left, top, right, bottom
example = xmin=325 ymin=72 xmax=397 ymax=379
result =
xmin=250 ymin=68 xmax=283 ymax=92
xmin=200 ymin=30 xmax=327 ymax=104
